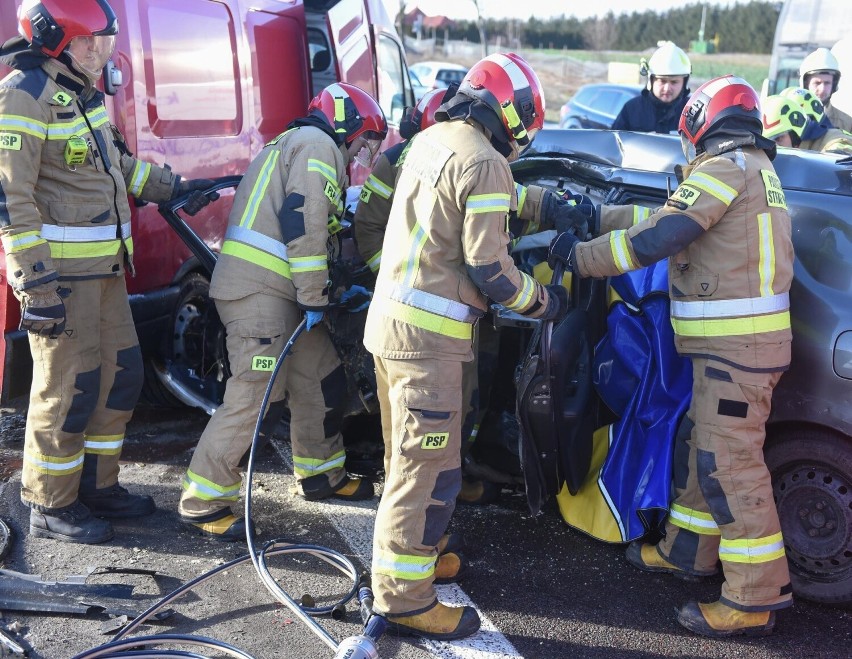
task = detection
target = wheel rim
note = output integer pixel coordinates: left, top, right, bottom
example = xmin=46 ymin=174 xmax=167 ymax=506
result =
xmin=773 ymin=461 xmax=852 ymax=583
xmin=173 ymin=291 xmax=227 ymax=382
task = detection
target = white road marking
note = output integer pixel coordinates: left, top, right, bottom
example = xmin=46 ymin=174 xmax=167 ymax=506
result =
xmin=270 ymin=438 xmax=523 ymax=658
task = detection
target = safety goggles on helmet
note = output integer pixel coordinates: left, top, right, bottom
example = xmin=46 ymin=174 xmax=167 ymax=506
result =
xmin=459 ymin=52 xmax=545 ymax=146
xmin=18 ymin=0 xmax=118 ymax=59
xmin=66 ymin=34 xmax=116 ymax=82
xmin=762 ymin=95 xmax=807 ymax=142
xmin=779 ymin=87 xmax=825 ymax=124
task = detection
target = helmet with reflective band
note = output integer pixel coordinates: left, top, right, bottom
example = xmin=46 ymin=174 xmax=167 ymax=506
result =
xmin=679 ymin=75 xmax=761 ymax=147
xmin=459 ymin=52 xmax=545 ymax=146
xmin=799 ymin=47 xmax=841 ymax=92
xmin=762 ymin=95 xmax=807 ymax=141
xmin=18 ymin=0 xmax=118 ymax=58
xmin=308 ymin=82 xmax=388 ymax=146
xmin=779 ymin=86 xmax=825 ymax=124
xmin=411 ymin=87 xmax=446 ymax=132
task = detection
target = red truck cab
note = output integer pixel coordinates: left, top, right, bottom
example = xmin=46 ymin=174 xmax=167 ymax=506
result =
xmin=0 ymin=0 xmax=415 ymax=407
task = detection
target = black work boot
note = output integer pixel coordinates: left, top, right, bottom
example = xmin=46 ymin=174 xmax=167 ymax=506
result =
xmin=29 ymin=501 xmax=114 ymax=544
xmin=79 ymin=484 xmax=156 ymax=519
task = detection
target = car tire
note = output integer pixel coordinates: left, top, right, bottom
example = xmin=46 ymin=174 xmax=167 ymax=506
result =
xmin=141 ymin=272 xmax=228 ymax=410
xmin=765 ymin=427 xmax=852 ymax=605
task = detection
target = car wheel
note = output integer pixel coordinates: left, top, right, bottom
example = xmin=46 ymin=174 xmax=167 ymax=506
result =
xmin=561 ymin=119 xmax=582 ymax=129
xmin=765 ymin=427 xmax=852 ymax=605
xmin=141 ymin=272 xmax=228 ymax=411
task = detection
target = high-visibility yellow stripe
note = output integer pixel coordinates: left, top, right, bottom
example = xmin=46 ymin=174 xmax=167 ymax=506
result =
xmin=307 ymin=158 xmax=339 ymax=185
xmin=23 ymin=448 xmax=84 ymax=475
xmin=239 ymin=150 xmax=280 ymax=229
xmin=366 ymin=250 xmax=382 ymax=272
xmin=0 ymin=114 xmax=48 ymax=138
xmin=757 ymin=213 xmax=776 ymax=297
xmin=633 ymin=206 xmax=651 ymax=224
xmin=373 ymin=549 xmax=436 ymax=581
xmin=466 ymin=193 xmax=511 ymax=214
xmin=719 ymin=532 xmax=786 ymax=564
xmin=128 ymin=161 xmax=151 ymax=196
xmin=364 ymin=173 xmax=393 ymax=199
xmin=504 ymin=271 xmax=536 ymax=311
xmin=182 ymin=469 xmax=241 ymax=501
xmin=49 ymin=240 xmax=122 ymax=259
xmin=293 ymin=450 xmax=346 ymax=477
xmin=46 ymin=108 xmax=110 ymax=139
xmin=83 ymin=433 xmax=124 ymax=456
xmin=668 ymin=503 xmax=720 ymax=535
xmin=609 ymin=230 xmax=635 ymax=273
xmin=516 ymin=183 xmax=528 ymax=216
xmin=289 ymin=255 xmax=327 ymax=273
xmin=1 ymin=230 xmax=46 ymax=253
xmin=686 ymin=171 xmax=738 ymax=205
xmin=373 ymin=296 xmax=472 ymax=340
xmin=401 ymin=223 xmax=428 ymax=289
xmin=220 ymin=241 xmax=292 ymax=278
xmin=671 ymin=311 xmax=790 ymax=337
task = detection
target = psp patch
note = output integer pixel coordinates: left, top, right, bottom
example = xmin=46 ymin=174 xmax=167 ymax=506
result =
xmin=251 ymin=355 xmax=277 ymax=371
xmin=0 ymin=132 xmax=22 ymax=150
xmin=671 ymin=185 xmax=700 ymax=207
xmin=359 ymin=187 xmax=372 ymax=203
xmin=324 ymin=180 xmax=340 ymax=204
xmin=761 ymin=170 xmax=787 ymax=209
xmin=421 ymin=432 xmax=449 ymax=450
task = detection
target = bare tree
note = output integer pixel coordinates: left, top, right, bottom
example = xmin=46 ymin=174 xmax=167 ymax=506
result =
xmin=588 ymin=12 xmax=617 ymax=51
xmin=471 ymin=0 xmax=487 ymax=58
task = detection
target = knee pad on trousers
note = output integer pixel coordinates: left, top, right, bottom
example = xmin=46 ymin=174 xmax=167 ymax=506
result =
xmin=106 ymin=345 xmax=143 ymax=411
xmin=672 ymin=416 xmax=694 ymax=490
xmin=320 ymin=364 xmax=347 ymax=438
xmin=238 ymin=399 xmax=288 ymax=468
xmin=62 ymin=366 xmax=101 ymax=434
xmin=697 ymin=448 xmax=735 ymax=525
xmin=422 ymin=467 xmax=461 ymax=547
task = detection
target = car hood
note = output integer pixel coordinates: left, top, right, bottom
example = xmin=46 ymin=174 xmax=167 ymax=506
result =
xmin=517 ymin=129 xmax=852 ymax=196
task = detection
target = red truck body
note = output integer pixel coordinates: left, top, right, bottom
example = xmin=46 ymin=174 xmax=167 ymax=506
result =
xmin=0 ymin=0 xmax=415 ymax=404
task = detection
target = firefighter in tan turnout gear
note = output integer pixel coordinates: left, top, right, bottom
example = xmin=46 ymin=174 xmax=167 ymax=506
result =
xmin=363 ymin=53 xmax=569 ymax=641
xmin=178 ymin=83 xmax=387 ymax=541
xmin=0 ymin=0 xmax=216 ymax=544
xmin=549 ymin=76 xmax=794 ymax=638
xmin=356 ymin=86 xmax=593 ymax=510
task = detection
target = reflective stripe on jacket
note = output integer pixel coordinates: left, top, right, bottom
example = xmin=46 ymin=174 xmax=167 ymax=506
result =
xmin=209 ymin=125 xmax=346 ymax=309
xmin=0 ymin=59 xmax=177 ymax=286
xmin=575 ymin=147 xmax=794 ymax=371
xmin=363 ymin=119 xmax=553 ymax=361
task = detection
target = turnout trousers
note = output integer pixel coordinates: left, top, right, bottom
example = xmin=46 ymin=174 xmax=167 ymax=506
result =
xmin=22 ymin=276 xmax=143 ymax=511
xmin=657 ymin=358 xmax=793 ymax=611
xmin=372 ymin=356 xmax=464 ymax=615
xmin=179 ymin=292 xmax=347 ymax=517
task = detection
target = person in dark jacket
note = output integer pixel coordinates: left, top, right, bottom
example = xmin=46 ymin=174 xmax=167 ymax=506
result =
xmin=612 ymin=41 xmax=691 ymax=134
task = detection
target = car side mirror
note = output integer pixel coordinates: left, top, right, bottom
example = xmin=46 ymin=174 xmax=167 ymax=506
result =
xmin=103 ymin=60 xmax=123 ymax=96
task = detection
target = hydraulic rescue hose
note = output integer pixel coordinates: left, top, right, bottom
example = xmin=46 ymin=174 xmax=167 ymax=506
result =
xmin=70 ymin=185 xmax=384 ymax=659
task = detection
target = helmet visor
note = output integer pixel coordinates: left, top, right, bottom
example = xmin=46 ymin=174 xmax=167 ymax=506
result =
xmin=680 ymin=132 xmax=697 ymax=164
xmin=67 ymin=35 xmax=116 ymax=81
xmin=352 ymin=133 xmax=383 ymax=169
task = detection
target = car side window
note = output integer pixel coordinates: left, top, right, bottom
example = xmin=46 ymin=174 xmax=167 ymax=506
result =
xmin=596 ymin=91 xmax=622 ymax=116
xmin=574 ymin=87 xmax=596 ymax=107
xmin=376 ymin=34 xmax=412 ymax=125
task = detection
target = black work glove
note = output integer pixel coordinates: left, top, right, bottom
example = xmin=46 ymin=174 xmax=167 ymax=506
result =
xmin=540 ymin=284 xmax=569 ymax=322
xmin=544 ymin=192 xmax=596 ymax=237
xmin=174 ymin=178 xmax=220 ymax=216
xmin=547 ymin=231 xmax=581 ymax=272
xmin=19 ymin=284 xmax=66 ymax=338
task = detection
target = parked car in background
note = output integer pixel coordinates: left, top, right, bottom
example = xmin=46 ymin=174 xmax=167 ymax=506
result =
xmin=558 ymin=83 xmax=642 ymax=129
xmin=409 ymin=67 xmax=429 ymax=101
xmin=409 ymin=60 xmax=468 ymax=93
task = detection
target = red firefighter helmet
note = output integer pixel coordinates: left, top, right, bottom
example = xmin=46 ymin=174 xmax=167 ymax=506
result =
xmin=679 ymin=75 xmax=762 ymax=147
xmin=459 ymin=52 xmax=545 ymax=146
xmin=411 ymin=87 xmax=446 ymax=132
xmin=18 ymin=0 xmax=118 ymax=59
xmin=308 ymin=82 xmax=387 ymax=146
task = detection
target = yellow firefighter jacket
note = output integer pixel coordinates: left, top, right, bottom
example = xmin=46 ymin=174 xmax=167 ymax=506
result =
xmin=800 ymin=127 xmax=852 ymax=154
xmin=363 ymin=119 xmax=555 ymax=362
xmin=210 ymin=125 xmax=346 ymax=310
xmin=574 ymin=146 xmax=794 ymax=372
xmin=0 ymin=59 xmax=177 ymax=290
xmin=355 ymin=137 xmax=555 ymax=275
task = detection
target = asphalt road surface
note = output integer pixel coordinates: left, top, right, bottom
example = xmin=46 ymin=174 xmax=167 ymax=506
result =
xmin=0 ymin=401 xmax=849 ymax=659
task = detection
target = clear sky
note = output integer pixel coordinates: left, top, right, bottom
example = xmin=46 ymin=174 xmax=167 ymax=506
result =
xmin=390 ymin=0 xmax=739 ymax=22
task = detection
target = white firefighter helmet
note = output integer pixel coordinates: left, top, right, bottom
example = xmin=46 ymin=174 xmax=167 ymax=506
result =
xmin=641 ymin=41 xmax=691 ymax=91
xmin=799 ymin=47 xmax=841 ymax=93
